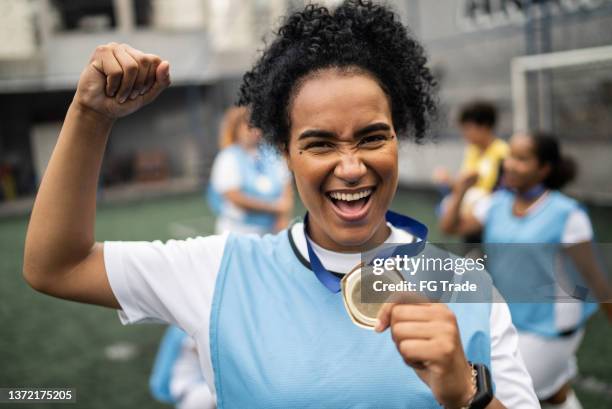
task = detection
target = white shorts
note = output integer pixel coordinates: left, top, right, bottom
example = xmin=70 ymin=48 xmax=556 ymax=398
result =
xmin=170 ymin=337 xmax=216 ymax=409
xmin=518 ymin=329 xmax=585 ymax=400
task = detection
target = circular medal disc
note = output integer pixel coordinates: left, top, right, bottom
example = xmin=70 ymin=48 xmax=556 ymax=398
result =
xmin=341 ymin=264 xmax=404 ymax=330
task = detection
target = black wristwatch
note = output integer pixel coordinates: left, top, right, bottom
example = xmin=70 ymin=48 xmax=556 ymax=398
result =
xmin=467 ymin=362 xmax=494 ymax=409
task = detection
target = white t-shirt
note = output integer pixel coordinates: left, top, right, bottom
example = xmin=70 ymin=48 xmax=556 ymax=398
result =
xmin=472 ymin=192 xmax=593 ymax=244
xmin=210 ymin=148 xmax=291 ymax=235
xmin=104 ymin=224 xmax=539 ymax=408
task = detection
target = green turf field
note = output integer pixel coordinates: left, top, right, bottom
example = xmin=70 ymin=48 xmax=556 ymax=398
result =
xmin=1 ymin=189 xmax=610 ymax=408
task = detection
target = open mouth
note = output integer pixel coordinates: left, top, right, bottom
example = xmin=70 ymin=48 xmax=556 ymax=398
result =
xmin=326 ymin=188 xmax=375 ymax=222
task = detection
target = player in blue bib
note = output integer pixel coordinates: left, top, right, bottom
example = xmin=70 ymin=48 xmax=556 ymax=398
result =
xmin=24 ymin=1 xmax=540 ymax=408
xmin=207 ymin=106 xmax=293 ymax=235
xmin=153 ymin=107 xmax=293 ymax=408
xmin=441 ymin=132 xmax=612 ymax=409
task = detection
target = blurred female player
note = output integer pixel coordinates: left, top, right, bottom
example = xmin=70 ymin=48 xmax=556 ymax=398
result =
xmin=150 ymin=107 xmax=291 ymax=408
xmin=24 ymin=1 xmax=540 ymax=407
xmin=207 ymin=105 xmax=293 ymax=235
xmin=442 ymin=132 xmax=612 ymax=409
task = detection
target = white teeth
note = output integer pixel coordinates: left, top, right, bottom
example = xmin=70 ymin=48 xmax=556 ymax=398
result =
xmin=329 ymin=189 xmax=373 ymax=202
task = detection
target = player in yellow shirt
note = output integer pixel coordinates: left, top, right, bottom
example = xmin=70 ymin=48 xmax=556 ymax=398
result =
xmin=459 ymin=101 xmax=509 ymax=194
xmin=435 ymin=101 xmax=509 ymax=242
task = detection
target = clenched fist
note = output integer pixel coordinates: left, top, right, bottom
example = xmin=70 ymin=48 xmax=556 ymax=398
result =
xmin=376 ymin=301 xmax=476 ymax=409
xmin=74 ymin=43 xmax=171 ymax=120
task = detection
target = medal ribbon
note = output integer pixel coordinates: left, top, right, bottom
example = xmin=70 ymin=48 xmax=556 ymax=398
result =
xmin=303 ymin=211 xmax=428 ymax=293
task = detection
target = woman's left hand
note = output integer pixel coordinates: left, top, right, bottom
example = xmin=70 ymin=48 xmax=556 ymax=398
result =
xmin=375 ymin=302 xmax=475 ymax=409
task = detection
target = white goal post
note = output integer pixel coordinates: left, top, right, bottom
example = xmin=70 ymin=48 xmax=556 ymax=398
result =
xmin=511 ymin=45 xmax=612 ymax=133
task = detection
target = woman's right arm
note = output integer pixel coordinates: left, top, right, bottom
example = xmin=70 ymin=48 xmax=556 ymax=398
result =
xmin=23 ymin=43 xmax=171 ymax=308
xmin=439 ymin=170 xmax=483 ymax=237
xmin=564 ymin=241 xmax=612 ymax=323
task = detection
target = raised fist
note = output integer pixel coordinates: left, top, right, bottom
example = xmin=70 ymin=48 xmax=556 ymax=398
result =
xmin=74 ymin=43 xmax=171 ymax=120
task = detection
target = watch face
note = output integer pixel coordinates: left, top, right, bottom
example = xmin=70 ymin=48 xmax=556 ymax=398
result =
xmin=340 ymin=264 xmax=403 ymax=330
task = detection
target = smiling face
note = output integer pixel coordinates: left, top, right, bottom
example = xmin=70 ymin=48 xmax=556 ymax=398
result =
xmin=285 ymin=69 xmax=398 ymax=252
xmin=503 ymin=133 xmax=550 ymax=191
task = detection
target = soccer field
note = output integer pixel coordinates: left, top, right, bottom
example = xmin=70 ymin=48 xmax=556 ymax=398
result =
xmin=1 ymin=189 xmax=610 ymax=408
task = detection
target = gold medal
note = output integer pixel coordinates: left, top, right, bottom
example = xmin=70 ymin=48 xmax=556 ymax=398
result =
xmin=340 ymin=263 xmax=404 ymax=330
xmin=301 ymin=211 xmax=429 ymax=330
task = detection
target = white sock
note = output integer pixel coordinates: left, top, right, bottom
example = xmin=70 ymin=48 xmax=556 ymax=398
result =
xmin=541 ymin=390 xmax=583 ymax=409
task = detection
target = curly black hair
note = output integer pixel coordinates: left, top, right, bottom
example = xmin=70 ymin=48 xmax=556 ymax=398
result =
xmin=238 ymin=0 xmax=437 ymax=150
xmin=459 ymin=100 xmax=497 ymax=128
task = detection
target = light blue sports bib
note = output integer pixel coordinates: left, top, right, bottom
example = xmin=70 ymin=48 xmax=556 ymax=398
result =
xmin=209 ymin=230 xmax=492 ymax=408
xmin=207 ymin=145 xmax=285 ymax=230
xmin=484 ymin=190 xmax=597 ymax=336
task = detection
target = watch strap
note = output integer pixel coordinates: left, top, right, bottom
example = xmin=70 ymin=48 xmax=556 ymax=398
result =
xmin=468 ymin=362 xmax=494 ymax=409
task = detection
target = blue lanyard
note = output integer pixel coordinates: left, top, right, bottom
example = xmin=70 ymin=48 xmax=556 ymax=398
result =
xmin=303 ymin=211 xmax=429 ymax=293
xmin=504 ymin=183 xmax=546 ymax=201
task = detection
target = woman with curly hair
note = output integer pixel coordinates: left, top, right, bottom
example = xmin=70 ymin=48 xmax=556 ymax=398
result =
xmin=23 ymin=1 xmax=538 ymax=408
